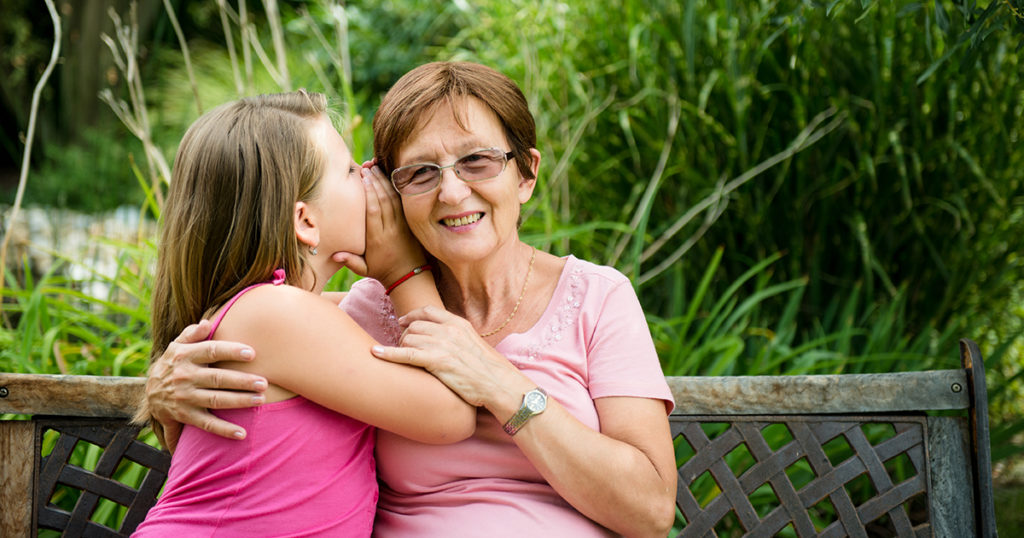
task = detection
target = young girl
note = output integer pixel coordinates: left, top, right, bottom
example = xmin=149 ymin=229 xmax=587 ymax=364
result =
xmin=132 ymin=91 xmax=475 ymax=536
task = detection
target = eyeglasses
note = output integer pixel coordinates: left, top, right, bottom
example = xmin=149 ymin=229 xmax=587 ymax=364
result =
xmin=390 ymin=148 xmax=515 ymax=196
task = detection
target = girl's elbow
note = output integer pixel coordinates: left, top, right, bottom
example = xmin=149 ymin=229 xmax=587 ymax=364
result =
xmin=653 ymin=495 xmax=677 ymax=537
xmin=448 ymin=403 xmax=477 ymax=441
xmin=645 ymin=488 xmax=677 ymax=537
xmin=423 ymin=403 xmax=476 ymax=444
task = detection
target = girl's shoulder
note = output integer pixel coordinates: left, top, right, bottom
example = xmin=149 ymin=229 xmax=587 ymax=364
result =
xmin=211 ymin=283 xmax=359 ymax=341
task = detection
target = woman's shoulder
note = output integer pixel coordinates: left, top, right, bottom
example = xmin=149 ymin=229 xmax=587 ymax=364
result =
xmin=563 ymin=255 xmax=632 ymax=288
xmin=346 ymin=277 xmax=387 ymax=298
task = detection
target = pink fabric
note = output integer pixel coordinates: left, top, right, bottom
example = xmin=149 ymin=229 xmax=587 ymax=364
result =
xmin=134 ymin=400 xmax=377 ymax=537
xmin=340 ymin=255 xmax=673 ymax=538
xmin=134 ymin=270 xmax=378 ymax=537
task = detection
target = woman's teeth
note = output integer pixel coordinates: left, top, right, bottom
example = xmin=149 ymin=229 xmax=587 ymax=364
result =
xmin=443 ymin=213 xmax=482 ymax=227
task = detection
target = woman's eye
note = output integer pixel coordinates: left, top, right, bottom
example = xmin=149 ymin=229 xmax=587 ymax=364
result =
xmin=409 ymin=167 xmax=433 ymax=181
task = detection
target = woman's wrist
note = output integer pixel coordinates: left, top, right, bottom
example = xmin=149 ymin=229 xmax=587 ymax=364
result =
xmin=387 ymin=267 xmax=443 ymax=315
xmin=478 ymin=365 xmax=538 ymax=420
xmin=384 ymin=263 xmax=433 ymax=295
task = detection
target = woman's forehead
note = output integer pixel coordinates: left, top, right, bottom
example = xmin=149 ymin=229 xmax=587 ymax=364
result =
xmin=398 ymin=98 xmax=505 ymax=162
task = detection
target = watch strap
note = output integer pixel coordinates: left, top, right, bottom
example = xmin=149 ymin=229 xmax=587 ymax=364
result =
xmin=502 ymin=387 xmax=547 ymax=436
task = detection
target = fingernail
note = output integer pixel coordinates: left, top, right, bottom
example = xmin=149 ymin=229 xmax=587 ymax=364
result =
xmin=233 ymin=430 xmax=246 ymax=439
xmin=251 ymin=395 xmax=265 ymax=405
xmin=254 ymin=380 xmax=267 ymax=391
xmin=371 ymin=345 xmax=384 ymax=354
xmin=240 ymin=348 xmax=254 ymax=360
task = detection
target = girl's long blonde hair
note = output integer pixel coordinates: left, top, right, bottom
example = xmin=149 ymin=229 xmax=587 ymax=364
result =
xmin=140 ymin=91 xmax=328 ymax=425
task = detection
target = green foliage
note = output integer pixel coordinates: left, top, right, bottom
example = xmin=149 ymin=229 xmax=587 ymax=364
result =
xmin=444 ymin=0 xmax=1023 ymax=337
xmin=1 ymin=238 xmax=154 ymax=376
xmin=2 ymin=126 xmax=148 ymax=211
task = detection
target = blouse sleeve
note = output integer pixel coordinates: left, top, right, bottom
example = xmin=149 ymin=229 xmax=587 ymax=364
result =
xmin=584 ymin=275 xmax=674 ymax=414
xmin=338 ymin=278 xmax=402 ymax=346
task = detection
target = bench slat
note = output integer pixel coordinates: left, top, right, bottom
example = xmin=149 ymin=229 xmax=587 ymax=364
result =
xmin=1 ymin=371 xmax=970 ymax=417
xmin=0 ymin=374 xmax=143 ymax=417
xmin=668 ymin=370 xmax=969 ymax=414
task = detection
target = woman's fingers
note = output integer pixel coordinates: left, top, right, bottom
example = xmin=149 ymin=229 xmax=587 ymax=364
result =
xmin=366 ymin=165 xmax=400 ymax=227
xmin=164 ymin=332 xmax=256 ymax=369
xmin=362 ymin=167 xmax=384 ymax=228
xmin=398 ymin=305 xmax=464 ymax=329
xmin=160 ymin=343 xmax=264 ymax=391
xmin=371 ymin=344 xmax=423 ymax=367
xmin=180 ymin=405 xmax=249 ymax=440
xmin=174 ymin=319 xmax=213 ymax=344
xmin=370 ymin=165 xmax=403 ymax=222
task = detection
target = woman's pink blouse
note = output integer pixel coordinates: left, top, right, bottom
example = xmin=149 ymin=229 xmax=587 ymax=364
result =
xmin=341 ymin=255 xmax=673 ymax=537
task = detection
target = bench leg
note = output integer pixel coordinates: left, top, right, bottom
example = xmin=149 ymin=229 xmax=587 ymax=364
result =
xmin=0 ymin=421 xmax=35 ymax=536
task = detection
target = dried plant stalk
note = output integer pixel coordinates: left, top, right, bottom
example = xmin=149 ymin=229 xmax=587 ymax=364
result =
xmin=0 ymin=0 xmax=62 ymax=306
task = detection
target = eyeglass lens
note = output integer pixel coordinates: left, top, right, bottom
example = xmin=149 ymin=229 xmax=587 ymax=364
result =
xmin=392 ymin=148 xmax=509 ymax=194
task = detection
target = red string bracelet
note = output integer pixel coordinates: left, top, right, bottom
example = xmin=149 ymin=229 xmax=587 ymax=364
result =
xmin=384 ymin=264 xmax=433 ymax=295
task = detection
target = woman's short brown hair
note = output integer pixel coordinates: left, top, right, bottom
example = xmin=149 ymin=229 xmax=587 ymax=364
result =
xmin=373 ymin=61 xmax=536 ymax=180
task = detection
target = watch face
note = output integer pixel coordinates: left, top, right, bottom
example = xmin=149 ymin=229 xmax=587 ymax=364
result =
xmin=524 ymin=391 xmax=546 ymax=412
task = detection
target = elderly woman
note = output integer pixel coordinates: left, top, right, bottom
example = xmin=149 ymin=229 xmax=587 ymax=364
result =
xmin=145 ymin=61 xmax=677 ymax=537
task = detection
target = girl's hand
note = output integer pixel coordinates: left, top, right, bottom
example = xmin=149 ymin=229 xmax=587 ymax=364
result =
xmin=331 ymin=163 xmax=427 ymax=288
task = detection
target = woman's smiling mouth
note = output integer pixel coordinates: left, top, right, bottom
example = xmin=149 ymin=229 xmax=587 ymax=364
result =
xmin=441 ymin=212 xmax=484 ymax=227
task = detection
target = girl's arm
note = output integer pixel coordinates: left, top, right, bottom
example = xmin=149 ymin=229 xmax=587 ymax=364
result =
xmin=215 ymin=283 xmax=475 ymax=445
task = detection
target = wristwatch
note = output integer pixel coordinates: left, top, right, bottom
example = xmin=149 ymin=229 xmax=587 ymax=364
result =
xmin=502 ymin=387 xmax=548 ymax=436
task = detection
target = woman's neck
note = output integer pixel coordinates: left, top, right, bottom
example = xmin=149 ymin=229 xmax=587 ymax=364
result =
xmin=435 ymin=241 xmax=533 ymax=324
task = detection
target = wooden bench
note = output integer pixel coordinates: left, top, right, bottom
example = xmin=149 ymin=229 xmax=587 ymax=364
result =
xmin=0 ymin=339 xmax=997 ymax=537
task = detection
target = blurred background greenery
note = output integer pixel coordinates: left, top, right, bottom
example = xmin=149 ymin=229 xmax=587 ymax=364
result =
xmin=1 ymin=0 xmax=1022 ymax=534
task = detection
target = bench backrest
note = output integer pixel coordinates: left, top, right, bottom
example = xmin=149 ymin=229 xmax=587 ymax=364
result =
xmin=0 ymin=339 xmax=996 ymax=537
xmin=666 ymin=339 xmax=996 ymax=537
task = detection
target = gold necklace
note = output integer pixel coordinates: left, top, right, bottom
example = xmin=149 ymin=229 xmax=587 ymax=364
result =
xmin=479 ymin=247 xmax=536 ymax=338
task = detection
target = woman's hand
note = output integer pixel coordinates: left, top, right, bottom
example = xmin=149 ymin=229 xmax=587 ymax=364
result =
xmin=331 ymin=163 xmax=427 ymax=288
xmin=370 ymin=306 xmax=525 ymax=408
xmin=145 ymin=319 xmax=268 ymax=452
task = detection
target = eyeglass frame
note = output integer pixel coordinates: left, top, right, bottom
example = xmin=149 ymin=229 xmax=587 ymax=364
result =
xmin=389 ymin=147 xmax=516 ymax=196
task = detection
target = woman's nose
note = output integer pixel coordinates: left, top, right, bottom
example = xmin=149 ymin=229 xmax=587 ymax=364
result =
xmin=436 ymin=167 xmax=471 ymax=205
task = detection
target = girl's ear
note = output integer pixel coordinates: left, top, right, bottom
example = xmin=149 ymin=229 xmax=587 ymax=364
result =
xmin=294 ymin=201 xmax=320 ymax=251
xmin=517 ymin=148 xmax=541 ymax=204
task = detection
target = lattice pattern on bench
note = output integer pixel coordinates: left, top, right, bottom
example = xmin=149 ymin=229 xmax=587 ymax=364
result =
xmin=35 ymin=418 xmax=170 ymax=537
xmin=672 ymin=415 xmax=930 ymax=537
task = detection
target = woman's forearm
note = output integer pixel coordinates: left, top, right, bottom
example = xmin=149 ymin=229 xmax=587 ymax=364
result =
xmin=489 ymin=391 xmax=676 ymax=537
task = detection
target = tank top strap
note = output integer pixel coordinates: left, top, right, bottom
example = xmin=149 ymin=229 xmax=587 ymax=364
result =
xmin=206 ymin=268 xmax=287 ymax=340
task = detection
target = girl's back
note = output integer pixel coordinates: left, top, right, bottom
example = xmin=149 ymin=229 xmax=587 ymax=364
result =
xmin=133 ymin=398 xmax=376 ymax=537
xmin=134 ymin=273 xmax=380 ymax=537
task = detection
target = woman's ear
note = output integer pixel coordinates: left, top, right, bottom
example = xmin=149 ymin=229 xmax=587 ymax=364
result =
xmin=294 ymin=201 xmax=320 ymax=251
xmin=517 ymin=148 xmax=541 ymax=204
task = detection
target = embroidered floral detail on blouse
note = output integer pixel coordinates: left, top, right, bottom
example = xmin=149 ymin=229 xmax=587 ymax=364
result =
xmin=520 ymin=264 xmax=585 ymax=363
xmin=378 ymin=292 xmax=402 ymax=345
